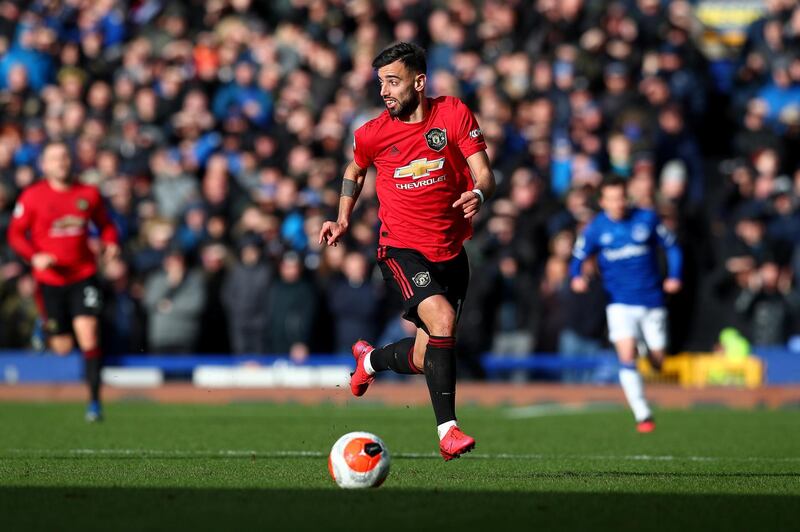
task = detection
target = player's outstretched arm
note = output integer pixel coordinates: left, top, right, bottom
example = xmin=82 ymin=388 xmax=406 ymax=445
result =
xmin=319 ymin=161 xmax=369 ymax=247
xmin=454 ymin=151 xmax=496 ymax=219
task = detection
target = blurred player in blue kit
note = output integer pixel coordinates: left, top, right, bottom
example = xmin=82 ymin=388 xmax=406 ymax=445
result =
xmin=570 ymin=178 xmax=682 ymax=432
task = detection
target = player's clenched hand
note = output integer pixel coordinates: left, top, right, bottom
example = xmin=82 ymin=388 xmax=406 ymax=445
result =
xmin=31 ymin=252 xmax=56 ymax=271
xmin=452 ymin=190 xmax=482 ymax=219
xmin=318 ymin=221 xmax=348 ymax=247
xmin=663 ymin=278 xmax=682 ymax=294
xmin=571 ymin=276 xmax=588 ymax=293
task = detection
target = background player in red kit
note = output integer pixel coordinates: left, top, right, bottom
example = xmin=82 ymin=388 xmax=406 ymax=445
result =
xmin=319 ymin=42 xmax=496 ymax=460
xmin=8 ymin=141 xmax=119 ymax=422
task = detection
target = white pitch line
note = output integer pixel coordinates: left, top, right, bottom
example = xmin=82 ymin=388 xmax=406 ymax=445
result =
xmin=505 ymin=403 xmax=623 ymax=419
xmin=4 ymin=448 xmax=800 ymax=463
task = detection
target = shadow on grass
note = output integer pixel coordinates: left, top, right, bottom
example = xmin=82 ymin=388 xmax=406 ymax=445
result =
xmin=1 ymin=487 xmax=796 ymax=531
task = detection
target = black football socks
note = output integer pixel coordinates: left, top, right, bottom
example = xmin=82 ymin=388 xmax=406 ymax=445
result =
xmin=424 ymin=335 xmax=457 ymax=425
xmin=368 ymin=337 xmax=421 ymax=374
xmin=84 ymin=348 xmax=102 ymax=403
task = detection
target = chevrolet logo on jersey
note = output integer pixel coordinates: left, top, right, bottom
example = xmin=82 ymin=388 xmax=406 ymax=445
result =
xmin=393 ymin=158 xmax=445 ymax=180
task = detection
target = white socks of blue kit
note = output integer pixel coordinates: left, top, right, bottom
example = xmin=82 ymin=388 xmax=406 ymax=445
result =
xmin=619 ymin=363 xmax=652 ymax=422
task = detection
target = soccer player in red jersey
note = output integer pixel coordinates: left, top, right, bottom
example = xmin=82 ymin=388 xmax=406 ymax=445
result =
xmin=319 ymin=43 xmax=496 ymax=460
xmin=8 ymin=141 xmax=119 ymax=422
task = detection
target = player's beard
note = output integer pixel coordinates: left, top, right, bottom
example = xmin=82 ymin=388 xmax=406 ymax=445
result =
xmin=386 ymin=91 xmax=420 ymax=119
xmin=48 ymin=169 xmax=72 ymax=185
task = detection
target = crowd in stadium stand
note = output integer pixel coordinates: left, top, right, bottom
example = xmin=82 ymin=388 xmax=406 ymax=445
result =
xmin=0 ymin=0 xmax=799 ymax=375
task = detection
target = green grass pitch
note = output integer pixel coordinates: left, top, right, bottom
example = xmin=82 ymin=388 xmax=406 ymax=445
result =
xmin=1 ymin=401 xmax=798 ymax=531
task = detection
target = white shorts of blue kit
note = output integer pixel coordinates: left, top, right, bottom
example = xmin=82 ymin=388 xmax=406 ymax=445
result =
xmin=606 ymin=303 xmax=667 ymax=351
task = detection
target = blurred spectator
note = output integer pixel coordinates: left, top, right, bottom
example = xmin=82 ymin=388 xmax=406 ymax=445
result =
xmin=100 ymin=256 xmax=143 ymax=355
xmin=197 ymin=241 xmax=230 ymax=353
xmin=536 ymin=256 xmax=570 ymax=353
xmin=265 ymin=251 xmax=317 ymax=361
xmin=757 ymin=57 xmax=800 ymax=128
xmin=212 ymin=60 xmax=273 ymax=129
xmin=484 ymin=247 xmax=538 ymax=382
xmin=558 ymin=259 xmax=606 ymax=377
xmin=654 ymin=102 xmax=704 ymax=205
xmin=143 ymin=247 xmax=206 ymax=353
xmin=734 ymin=260 xmax=798 ymax=346
xmin=326 ymin=251 xmax=381 ymax=353
xmin=133 ymin=217 xmax=175 ymax=274
xmin=0 ymin=270 xmax=37 ymax=348
xmin=222 ymin=233 xmax=271 ymax=354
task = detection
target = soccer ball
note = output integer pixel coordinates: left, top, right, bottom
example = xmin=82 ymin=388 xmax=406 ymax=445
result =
xmin=328 ymin=431 xmax=391 ymax=489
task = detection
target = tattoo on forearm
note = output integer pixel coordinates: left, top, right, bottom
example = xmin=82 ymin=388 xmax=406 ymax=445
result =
xmin=341 ymin=179 xmax=361 ymax=198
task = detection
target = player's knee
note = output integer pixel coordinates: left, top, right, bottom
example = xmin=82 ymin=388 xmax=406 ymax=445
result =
xmin=423 ymin=307 xmax=456 ymax=337
xmin=614 ymin=340 xmax=637 ymax=364
xmin=426 ymin=319 xmax=455 ymax=337
xmin=73 ymin=317 xmax=99 ymax=349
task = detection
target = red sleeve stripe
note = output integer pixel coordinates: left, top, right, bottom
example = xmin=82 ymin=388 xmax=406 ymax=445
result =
xmin=386 ymin=258 xmax=414 ymax=300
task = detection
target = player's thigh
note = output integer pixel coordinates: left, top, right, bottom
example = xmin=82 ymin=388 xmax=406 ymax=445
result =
xmin=613 ymin=338 xmax=638 ymax=364
xmin=641 ymin=307 xmax=668 ymax=352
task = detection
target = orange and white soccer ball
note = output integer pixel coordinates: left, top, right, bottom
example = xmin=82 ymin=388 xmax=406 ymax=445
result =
xmin=328 ymin=431 xmax=391 ymax=489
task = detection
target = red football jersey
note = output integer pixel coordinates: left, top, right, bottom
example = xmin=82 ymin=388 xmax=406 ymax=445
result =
xmin=7 ymin=180 xmax=119 ymax=286
xmin=353 ymin=96 xmax=487 ymax=262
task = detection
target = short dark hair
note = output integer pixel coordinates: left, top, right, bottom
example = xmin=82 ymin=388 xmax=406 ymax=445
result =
xmin=600 ymin=176 xmax=628 ymax=194
xmin=372 ymin=42 xmax=427 ymax=74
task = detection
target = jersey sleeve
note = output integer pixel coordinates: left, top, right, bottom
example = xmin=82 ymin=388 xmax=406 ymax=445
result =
xmin=7 ymin=189 xmax=37 ymax=261
xmin=452 ymin=98 xmax=487 ymax=160
xmin=653 ymin=216 xmax=683 ymax=280
xmin=569 ymin=221 xmax=599 ymax=279
xmin=352 ymin=125 xmax=374 ymax=170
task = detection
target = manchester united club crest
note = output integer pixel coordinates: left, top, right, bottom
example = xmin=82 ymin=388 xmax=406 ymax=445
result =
xmin=76 ymin=198 xmax=89 ymax=211
xmin=424 ymin=128 xmax=447 ymax=152
xmin=412 ymin=271 xmax=431 ymax=287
